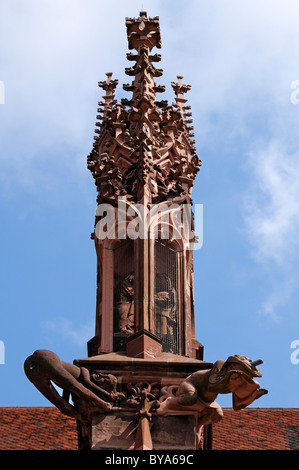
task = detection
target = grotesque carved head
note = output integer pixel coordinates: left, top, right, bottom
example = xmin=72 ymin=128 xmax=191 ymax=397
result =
xmin=91 ymin=372 xmax=118 ymax=394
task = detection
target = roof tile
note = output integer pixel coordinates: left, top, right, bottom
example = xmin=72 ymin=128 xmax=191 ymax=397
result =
xmin=0 ymin=407 xmax=298 ymax=450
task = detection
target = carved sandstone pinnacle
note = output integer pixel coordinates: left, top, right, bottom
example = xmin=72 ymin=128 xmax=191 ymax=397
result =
xmin=24 ymin=12 xmax=268 ymax=451
xmin=87 ymin=11 xmax=201 ymax=206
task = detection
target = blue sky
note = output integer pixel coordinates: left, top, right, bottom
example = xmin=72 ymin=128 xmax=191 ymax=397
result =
xmin=1 ymin=0 xmax=299 ymax=409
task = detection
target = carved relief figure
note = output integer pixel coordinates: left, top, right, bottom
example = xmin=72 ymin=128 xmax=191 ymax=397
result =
xmin=154 ymin=273 xmax=177 ymax=336
xmin=154 ymin=272 xmax=178 ymax=353
xmin=115 ymin=273 xmax=135 ymax=334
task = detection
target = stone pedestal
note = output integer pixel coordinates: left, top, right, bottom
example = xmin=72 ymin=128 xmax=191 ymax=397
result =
xmin=126 ymin=329 xmax=162 ymax=359
xmin=73 ymin=351 xmax=213 ymax=450
xmin=91 ymin=412 xmax=197 ymax=450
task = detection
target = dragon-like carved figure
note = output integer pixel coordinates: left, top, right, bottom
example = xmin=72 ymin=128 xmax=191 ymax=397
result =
xmin=157 ymin=354 xmax=268 ymax=427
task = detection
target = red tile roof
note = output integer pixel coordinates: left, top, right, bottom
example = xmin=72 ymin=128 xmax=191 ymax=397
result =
xmin=213 ymin=408 xmax=299 ymax=450
xmin=0 ymin=407 xmax=77 ymax=450
xmin=0 ymin=407 xmax=298 ymax=450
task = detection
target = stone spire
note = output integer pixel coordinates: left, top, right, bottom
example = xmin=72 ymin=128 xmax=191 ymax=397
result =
xmin=87 ymin=11 xmax=202 ymax=357
xmin=87 ymin=11 xmax=201 ymax=207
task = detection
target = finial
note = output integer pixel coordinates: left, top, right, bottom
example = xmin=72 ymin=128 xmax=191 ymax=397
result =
xmin=105 ymin=72 xmax=113 ymax=82
xmin=126 ymin=12 xmax=161 ymax=51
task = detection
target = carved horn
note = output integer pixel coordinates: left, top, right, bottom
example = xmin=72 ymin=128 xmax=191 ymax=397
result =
xmin=251 ymin=359 xmax=263 ymax=367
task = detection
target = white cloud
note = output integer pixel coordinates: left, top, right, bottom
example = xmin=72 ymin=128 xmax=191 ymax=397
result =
xmin=260 ymin=278 xmax=295 ymax=323
xmin=244 ymin=141 xmax=299 ymax=266
xmin=43 ymin=317 xmax=94 ymax=348
xmin=243 ymin=141 xmax=299 ymax=320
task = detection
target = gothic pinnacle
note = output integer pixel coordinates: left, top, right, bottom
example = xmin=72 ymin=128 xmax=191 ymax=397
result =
xmin=88 ymin=12 xmax=201 ymax=205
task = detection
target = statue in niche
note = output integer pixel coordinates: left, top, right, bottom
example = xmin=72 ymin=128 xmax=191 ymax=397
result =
xmin=154 ymin=273 xmax=177 ymax=347
xmin=115 ymin=273 xmax=135 ymax=334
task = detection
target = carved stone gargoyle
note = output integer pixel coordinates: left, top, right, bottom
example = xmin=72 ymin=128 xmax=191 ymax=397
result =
xmin=157 ymin=354 xmax=268 ymax=427
xmin=24 ymin=350 xmax=117 ymax=420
